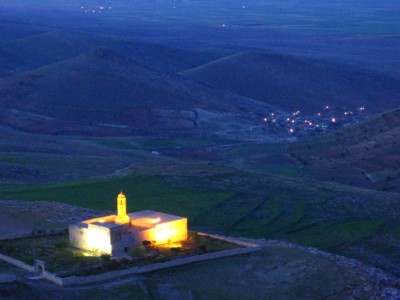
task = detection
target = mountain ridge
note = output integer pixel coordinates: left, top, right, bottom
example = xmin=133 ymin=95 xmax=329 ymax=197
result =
xmin=181 ymin=51 xmax=400 ymax=114
xmin=0 ymin=47 xmax=277 ymax=137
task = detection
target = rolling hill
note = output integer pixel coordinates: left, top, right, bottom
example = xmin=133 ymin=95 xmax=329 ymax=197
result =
xmin=0 ymin=47 xmax=276 ymax=137
xmin=0 ymin=31 xmax=225 ymax=77
xmin=181 ymin=51 xmax=400 ymax=114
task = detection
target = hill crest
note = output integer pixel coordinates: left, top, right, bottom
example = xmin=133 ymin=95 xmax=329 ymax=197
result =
xmin=182 ymin=51 xmax=400 ymax=114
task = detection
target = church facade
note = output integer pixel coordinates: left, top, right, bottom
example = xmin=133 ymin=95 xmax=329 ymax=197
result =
xmin=69 ymin=192 xmax=188 ymax=256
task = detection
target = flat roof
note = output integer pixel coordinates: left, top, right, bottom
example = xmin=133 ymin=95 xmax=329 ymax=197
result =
xmin=70 ymin=222 xmax=88 ymax=229
xmin=128 ymin=210 xmax=185 ymax=226
xmin=90 ymin=222 xmax=123 ymax=229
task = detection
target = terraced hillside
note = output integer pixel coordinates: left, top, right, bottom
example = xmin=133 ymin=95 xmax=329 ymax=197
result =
xmin=288 ymin=108 xmax=400 ymax=191
xmin=1 ymin=159 xmax=400 ymax=276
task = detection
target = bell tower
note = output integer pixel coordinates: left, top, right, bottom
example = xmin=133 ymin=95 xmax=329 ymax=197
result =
xmin=115 ymin=191 xmax=129 ymax=224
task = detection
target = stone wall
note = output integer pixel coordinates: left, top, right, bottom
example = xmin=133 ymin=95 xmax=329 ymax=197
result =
xmin=41 ymin=270 xmax=64 ymax=286
xmin=61 ymin=244 xmax=261 ymax=286
xmin=0 ymin=228 xmax=66 ymax=241
xmin=0 ymin=253 xmax=34 ymax=272
xmin=0 ymin=232 xmax=261 ymax=287
xmin=197 ymin=232 xmax=262 ymax=247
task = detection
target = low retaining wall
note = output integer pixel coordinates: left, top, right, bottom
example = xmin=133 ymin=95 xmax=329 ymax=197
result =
xmin=42 ymin=271 xmax=64 ymax=286
xmin=0 ymin=232 xmax=262 ymax=287
xmin=0 ymin=228 xmax=66 ymax=241
xmin=197 ymin=232 xmax=262 ymax=248
xmin=61 ymin=244 xmax=261 ymax=286
xmin=0 ymin=253 xmax=34 ymax=273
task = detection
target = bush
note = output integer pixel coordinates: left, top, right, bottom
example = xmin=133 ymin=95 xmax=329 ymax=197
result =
xmin=54 ymin=240 xmax=69 ymax=250
xmin=100 ymin=253 xmax=111 ymax=263
xmin=131 ymin=246 xmax=146 ymax=259
xmin=188 ymin=232 xmax=199 ymax=241
xmin=142 ymin=240 xmax=152 ymax=250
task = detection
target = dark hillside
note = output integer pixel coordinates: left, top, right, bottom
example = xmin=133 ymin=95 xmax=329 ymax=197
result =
xmin=289 ymin=108 xmax=400 ymax=191
xmin=0 ymin=31 xmax=224 ymax=77
xmin=0 ymin=48 xmax=274 ymax=137
xmin=182 ymin=52 xmax=400 ymax=114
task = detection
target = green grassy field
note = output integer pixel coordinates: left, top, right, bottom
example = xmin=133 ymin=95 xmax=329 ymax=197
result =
xmin=92 ymin=137 xmax=241 ymax=151
xmin=0 ymin=174 xmax=235 ymax=220
xmin=1 ymin=165 xmax=399 ymax=274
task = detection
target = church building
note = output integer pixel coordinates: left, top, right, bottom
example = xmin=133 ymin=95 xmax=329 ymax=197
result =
xmin=69 ymin=192 xmax=188 ymax=256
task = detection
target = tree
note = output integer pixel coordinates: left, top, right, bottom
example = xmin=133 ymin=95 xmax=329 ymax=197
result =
xmin=142 ymin=240 xmax=152 ymax=251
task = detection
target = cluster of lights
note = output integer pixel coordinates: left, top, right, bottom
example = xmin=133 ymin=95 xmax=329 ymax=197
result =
xmin=261 ymin=103 xmax=367 ymax=136
xmin=81 ymin=6 xmax=112 ymax=13
xmin=303 ymin=120 xmax=314 ymax=126
xmin=263 ymin=112 xmax=278 ymax=123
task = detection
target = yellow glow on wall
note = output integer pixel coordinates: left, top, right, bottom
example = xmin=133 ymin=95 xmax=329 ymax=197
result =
xmin=83 ymin=215 xmax=115 ymax=224
xmin=86 ymin=226 xmax=112 ymax=254
xmin=150 ymin=219 xmax=188 ymax=245
xmin=149 ymin=217 xmax=161 ymax=224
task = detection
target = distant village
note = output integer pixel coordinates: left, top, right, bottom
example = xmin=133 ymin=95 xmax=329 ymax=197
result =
xmin=259 ymin=105 xmax=367 ymax=138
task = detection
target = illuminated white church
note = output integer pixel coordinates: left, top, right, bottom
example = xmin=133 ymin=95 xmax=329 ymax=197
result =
xmin=69 ymin=192 xmax=188 ymax=256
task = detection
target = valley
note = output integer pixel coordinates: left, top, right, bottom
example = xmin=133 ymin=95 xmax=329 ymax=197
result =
xmin=0 ymin=1 xmax=399 ymax=299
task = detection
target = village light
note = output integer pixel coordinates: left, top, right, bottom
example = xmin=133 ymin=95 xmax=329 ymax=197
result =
xmin=331 ymin=117 xmax=337 ymax=123
xmin=289 ymin=128 xmax=295 ymax=133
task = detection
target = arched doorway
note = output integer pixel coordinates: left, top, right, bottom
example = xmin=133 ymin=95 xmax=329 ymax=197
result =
xmin=34 ymin=259 xmax=46 ymax=275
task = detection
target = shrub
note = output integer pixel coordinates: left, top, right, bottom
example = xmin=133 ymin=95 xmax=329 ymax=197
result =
xmin=142 ymin=240 xmax=152 ymax=251
xmin=100 ymin=253 xmax=111 ymax=263
xmin=131 ymin=246 xmax=146 ymax=259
